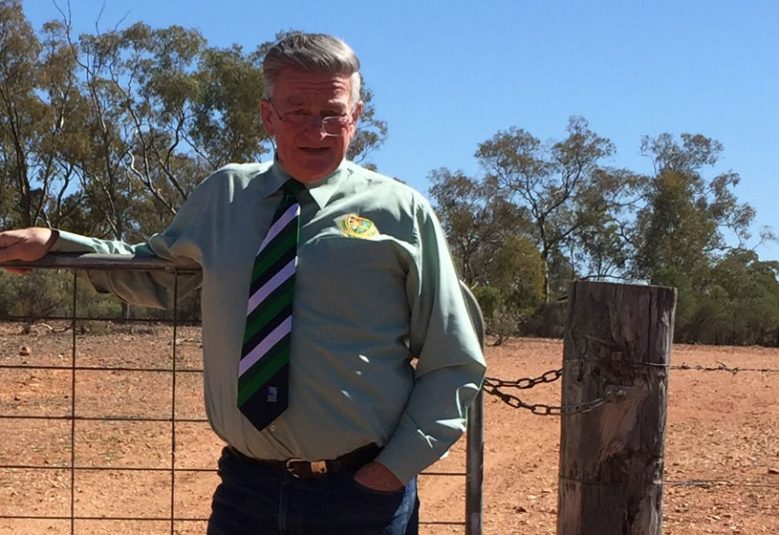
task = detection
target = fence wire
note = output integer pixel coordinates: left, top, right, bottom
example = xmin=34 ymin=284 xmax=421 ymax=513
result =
xmin=483 ymin=359 xmax=779 ymax=414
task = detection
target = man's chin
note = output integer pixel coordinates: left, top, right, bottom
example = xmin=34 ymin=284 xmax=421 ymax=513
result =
xmin=292 ymin=163 xmax=341 ymax=183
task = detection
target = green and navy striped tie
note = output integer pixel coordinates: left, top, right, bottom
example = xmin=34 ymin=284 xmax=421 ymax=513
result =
xmin=237 ymin=180 xmax=302 ymax=430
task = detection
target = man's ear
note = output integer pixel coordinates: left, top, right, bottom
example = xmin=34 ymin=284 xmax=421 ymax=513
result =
xmin=352 ymin=100 xmax=364 ymax=124
xmin=260 ymin=99 xmax=276 ymax=136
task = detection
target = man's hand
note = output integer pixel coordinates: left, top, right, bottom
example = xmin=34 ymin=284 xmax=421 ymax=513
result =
xmin=352 ymin=461 xmax=403 ymax=492
xmin=0 ymin=228 xmax=58 ymax=273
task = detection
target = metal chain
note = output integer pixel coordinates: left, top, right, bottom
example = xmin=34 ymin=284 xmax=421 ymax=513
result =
xmin=483 ymin=368 xmax=563 ymax=390
xmin=483 ymin=341 xmax=779 ymax=415
xmin=482 ymin=374 xmax=609 ymax=416
xmin=483 ymin=358 xmax=779 ymax=414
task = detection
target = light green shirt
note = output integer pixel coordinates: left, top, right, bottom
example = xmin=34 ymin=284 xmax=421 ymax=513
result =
xmin=51 ymin=160 xmax=486 ymax=483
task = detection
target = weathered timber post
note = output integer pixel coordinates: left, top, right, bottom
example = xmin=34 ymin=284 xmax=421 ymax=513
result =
xmin=557 ymin=281 xmax=676 ymax=535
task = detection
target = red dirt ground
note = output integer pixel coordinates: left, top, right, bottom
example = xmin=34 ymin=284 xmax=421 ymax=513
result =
xmin=1 ymin=325 xmax=777 ymax=534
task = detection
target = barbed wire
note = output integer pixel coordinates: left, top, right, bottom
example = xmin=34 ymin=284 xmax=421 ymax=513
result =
xmin=667 ymin=479 xmax=779 ymax=489
xmin=671 ymin=362 xmax=779 ymax=374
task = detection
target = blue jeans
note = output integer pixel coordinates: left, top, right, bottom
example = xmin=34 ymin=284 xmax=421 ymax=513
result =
xmin=207 ymin=447 xmax=419 ymax=535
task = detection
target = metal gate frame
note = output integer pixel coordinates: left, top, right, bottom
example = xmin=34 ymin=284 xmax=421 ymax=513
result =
xmin=0 ymin=253 xmax=484 ymax=534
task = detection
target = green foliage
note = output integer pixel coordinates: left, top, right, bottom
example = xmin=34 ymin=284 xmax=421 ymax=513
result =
xmin=0 ymin=267 xmax=201 ymax=326
xmin=645 ymin=247 xmax=779 ymax=346
xmin=633 ymin=133 xmax=754 ymax=281
xmin=0 ymin=268 xmax=174 ymax=320
xmin=687 ymin=250 xmax=779 ymax=345
xmin=474 ymin=117 xmax=641 ymax=302
xmin=470 ymin=285 xmax=516 ymax=345
xmin=459 ymin=238 xmax=545 ymax=344
xmin=471 ymin=285 xmax=503 ymax=327
xmin=431 ymin=121 xmax=775 ymax=345
xmin=485 ymin=236 xmax=544 ymax=315
xmin=429 ymin=168 xmax=525 ymax=286
xmin=0 ymin=269 xmax=71 ymax=317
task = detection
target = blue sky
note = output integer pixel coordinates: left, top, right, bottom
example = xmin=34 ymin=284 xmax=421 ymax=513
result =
xmin=22 ymin=0 xmax=779 ymax=260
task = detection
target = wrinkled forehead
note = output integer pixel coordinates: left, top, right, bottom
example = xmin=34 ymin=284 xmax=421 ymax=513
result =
xmin=273 ymin=68 xmax=353 ymax=105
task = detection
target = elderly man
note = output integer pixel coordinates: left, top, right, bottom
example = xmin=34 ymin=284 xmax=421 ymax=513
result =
xmin=0 ymin=33 xmax=485 ymax=534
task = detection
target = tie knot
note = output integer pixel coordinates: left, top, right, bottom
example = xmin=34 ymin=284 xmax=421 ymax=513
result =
xmin=282 ymin=180 xmax=304 ymax=198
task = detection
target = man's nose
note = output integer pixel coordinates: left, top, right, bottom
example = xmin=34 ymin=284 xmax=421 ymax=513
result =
xmin=301 ymin=118 xmax=337 ymax=138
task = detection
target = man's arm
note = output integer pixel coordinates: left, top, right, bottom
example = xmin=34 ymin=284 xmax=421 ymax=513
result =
xmin=0 ymin=187 xmax=205 ymax=309
xmin=367 ymin=195 xmax=487 ymax=486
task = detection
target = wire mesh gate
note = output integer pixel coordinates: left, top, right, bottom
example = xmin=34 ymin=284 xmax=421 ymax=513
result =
xmin=0 ymin=254 xmax=484 ymax=534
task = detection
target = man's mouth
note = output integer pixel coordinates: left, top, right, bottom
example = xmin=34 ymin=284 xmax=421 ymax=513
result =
xmin=299 ymin=147 xmax=330 ymax=154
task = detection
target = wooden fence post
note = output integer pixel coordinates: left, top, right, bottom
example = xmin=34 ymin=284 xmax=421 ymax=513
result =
xmin=557 ymin=281 xmax=677 ymax=535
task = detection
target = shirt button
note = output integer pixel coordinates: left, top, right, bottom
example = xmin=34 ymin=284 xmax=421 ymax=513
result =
xmin=269 ymin=425 xmax=276 ymax=432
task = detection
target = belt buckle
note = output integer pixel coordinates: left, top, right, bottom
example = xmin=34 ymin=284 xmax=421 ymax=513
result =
xmin=310 ymin=460 xmax=328 ymax=475
xmin=285 ymin=458 xmax=328 ymax=478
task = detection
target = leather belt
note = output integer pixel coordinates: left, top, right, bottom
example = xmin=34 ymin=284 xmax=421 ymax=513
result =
xmin=228 ymin=443 xmax=380 ymax=479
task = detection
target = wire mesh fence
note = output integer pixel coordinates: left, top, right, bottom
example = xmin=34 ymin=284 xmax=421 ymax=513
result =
xmin=0 ymin=255 xmax=485 ymax=534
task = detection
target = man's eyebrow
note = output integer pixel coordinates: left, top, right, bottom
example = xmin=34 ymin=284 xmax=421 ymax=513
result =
xmin=325 ymin=100 xmax=349 ymax=109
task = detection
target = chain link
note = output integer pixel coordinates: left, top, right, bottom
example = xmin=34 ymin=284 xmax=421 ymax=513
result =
xmin=482 ymin=370 xmax=609 ymax=416
xmin=483 ymin=368 xmax=562 ymax=390
xmin=483 ymin=358 xmax=779 ymax=415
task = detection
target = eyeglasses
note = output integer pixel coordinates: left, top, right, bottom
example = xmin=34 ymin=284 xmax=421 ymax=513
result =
xmin=268 ymin=101 xmax=355 ymax=136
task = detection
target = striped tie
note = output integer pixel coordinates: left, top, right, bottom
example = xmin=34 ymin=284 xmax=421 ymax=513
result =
xmin=237 ymin=180 xmax=302 ymax=430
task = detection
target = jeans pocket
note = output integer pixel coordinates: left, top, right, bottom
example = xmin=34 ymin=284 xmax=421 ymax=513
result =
xmin=349 ymin=476 xmax=406 ymax=497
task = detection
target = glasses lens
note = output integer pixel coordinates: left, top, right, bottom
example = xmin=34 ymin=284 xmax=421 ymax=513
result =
xmin=321 ymin=116 xmax=351 ymax=134
xmin=284 ymin=115 xmax=310 ymax=127
xmin=272 ymin=100 xmax=353 ymax=133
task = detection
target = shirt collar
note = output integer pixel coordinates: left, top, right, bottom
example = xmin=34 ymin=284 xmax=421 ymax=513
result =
xmin=269 ymin=157 xmax=350 ymax=210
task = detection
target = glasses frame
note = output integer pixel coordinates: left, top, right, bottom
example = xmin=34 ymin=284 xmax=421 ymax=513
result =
xmin=267 ymin=100 xmax=356 ymax=137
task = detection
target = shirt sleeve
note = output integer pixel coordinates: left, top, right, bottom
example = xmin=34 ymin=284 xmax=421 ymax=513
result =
xmin=49 ymin=199 xmax=204 ymax=309
xmin=374 ymin=196 xmax=486 ymax=484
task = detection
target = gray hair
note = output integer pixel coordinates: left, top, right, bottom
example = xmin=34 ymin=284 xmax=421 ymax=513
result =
xmin=263 ymin=33 xmax=362 ymax=104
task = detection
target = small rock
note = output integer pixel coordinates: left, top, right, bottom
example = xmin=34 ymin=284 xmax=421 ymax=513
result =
xmin=768 ymin=468 xmax=779 ymax=475
xmin=19 ymin=346 xmax=31 ymax=356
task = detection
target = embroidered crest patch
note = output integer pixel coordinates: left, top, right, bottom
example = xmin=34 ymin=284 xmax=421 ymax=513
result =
xmin=337 ymin=214 xmax=379 ymax=239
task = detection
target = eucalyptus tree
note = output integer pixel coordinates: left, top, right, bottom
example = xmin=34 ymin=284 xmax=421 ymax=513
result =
xmin=66 ymin=22 xmax=211 ymax=240
xmin=632 ymin=133 xmax=757 ymax=283
xmin=687 ymin=249 xmax=779 ymax=345
xmin=428 ymin=167 xmax=526 ymax=286
xmin=476 ymin=117 xmax=640 ymax=302
xmin=0 ymin=0 xmax=86 ymax=229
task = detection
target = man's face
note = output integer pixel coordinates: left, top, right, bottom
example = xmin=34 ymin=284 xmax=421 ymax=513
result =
xmin=261 ymin=69 xmax=363 ymax=183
